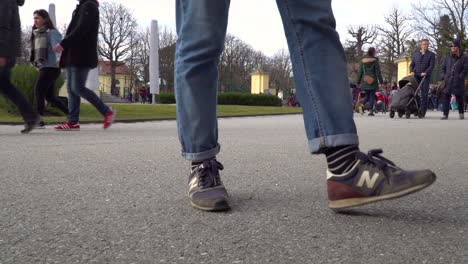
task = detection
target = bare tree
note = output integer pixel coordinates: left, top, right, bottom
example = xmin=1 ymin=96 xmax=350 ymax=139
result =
xmin=98 ymin=2 xmax=138 ymax=96
xmin=159 ymin=27 xmax=177 ymax=93
xmin=265 ymin=49 xmax=293 ymax=95
xmin=220 ymin=34 xmax=259 ymax=92
xmin=434 ymin=0 xmax=468 ymax=44
xmin=378 ymin=7 xmax=414 ymax=59
xmin=17 ymin=26 xmax=32 ymax=65
xmin=347 ymin=25 xmax=378 ymax=57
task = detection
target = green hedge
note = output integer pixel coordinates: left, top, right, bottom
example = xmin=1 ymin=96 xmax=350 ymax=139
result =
xmin=218 ymin=93 xmax=281 ymax=106
xmin=155 ymin=92 xmax=281 ymax=106
xmin=155 ymin=93 xmax=176 ymax=104
xmin=0 ymin=64 xmax=65 ymax=114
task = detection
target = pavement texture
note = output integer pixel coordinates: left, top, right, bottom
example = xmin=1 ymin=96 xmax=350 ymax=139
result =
xmin=0 ymin=111 xmax=467 ymax=264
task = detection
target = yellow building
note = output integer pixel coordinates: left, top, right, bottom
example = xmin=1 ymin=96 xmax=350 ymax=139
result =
xmin=396 ymin=57 xmax=411 ymax=81
xmin=58 ymin=61 xmax=133 ymax=99
xmin=98 ymin=61 xmax=132 ymax=97
xmin=251 ymin=68 xmax=269 ymax=94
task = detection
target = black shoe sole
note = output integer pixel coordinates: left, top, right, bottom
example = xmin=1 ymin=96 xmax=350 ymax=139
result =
xmin=329 ymin=173 xmax=436 ymax=210
xmin=191 ymin=200 xmax=231 ymax=212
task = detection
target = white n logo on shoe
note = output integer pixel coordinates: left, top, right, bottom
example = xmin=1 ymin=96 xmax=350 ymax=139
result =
xmin=189 ymin=176 xmax=199 ymax=191
xmin=357 ymin=170 xmax=380 ymax=189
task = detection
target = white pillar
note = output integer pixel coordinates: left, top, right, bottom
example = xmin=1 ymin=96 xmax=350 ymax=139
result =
xmin=48 ymin=4 xmax=56 ymax=27
xmin=150 ymin=20 xmax=159 ymax=104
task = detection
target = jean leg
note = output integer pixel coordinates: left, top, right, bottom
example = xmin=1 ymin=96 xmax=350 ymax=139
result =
xmin=69 ymin=67 xmax=110 ymax=120
xmin=361 ymin=91 xmax=369 ymax=107
xmin=419 ymin=77 xmax=429 ymax=112
xmin=369 ymin=91 xmax=375 ymax=110
xmin=0 ymin=58 xmax=37 ymax=122
xmin=175 ymin=0 xmax=230 ymax=161
xmin=275 ymin=0 xmax=358 ymax=153
xmin=66 ymin=68 xmax=81 ymax=124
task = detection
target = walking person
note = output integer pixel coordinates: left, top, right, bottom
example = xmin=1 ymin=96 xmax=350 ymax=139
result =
xmin=139 ymin=85 xmax=147 ymax=104
xmin=53 ymin=0 xmax=115 ymax=130
xmin=357 ymin=47 xmax=384 ymax=116
xmin=30 ymin=9 xmax=69 ymax=129
xmin=440 ymin=39 xmax=468 ymax=120
xmin=175 ymin=0 xmax=436 ymax=212
xmin=0 ymin=0 xmax=39 ymax=133
xmin=410 ymin=39 xmax=436 ymax=118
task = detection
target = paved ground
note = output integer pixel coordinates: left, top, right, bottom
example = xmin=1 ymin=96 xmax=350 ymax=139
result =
xmin=0 ymin=111 xmax=467 ymax=264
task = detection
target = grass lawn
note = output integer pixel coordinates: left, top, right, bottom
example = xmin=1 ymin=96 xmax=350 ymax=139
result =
xmin=0 ymin=104 xmax=302 ymax=124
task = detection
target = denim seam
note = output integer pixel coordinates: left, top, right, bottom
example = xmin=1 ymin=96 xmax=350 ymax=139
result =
xmin=282 ymin=0 xmax=326 ymax=140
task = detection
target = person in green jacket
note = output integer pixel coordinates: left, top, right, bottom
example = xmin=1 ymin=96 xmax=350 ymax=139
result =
xmin=357 ymin=47 xmax=384 ymax=116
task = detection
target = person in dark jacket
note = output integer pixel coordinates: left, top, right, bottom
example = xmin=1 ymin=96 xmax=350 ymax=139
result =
xmin=0 ymin=0 xmax=40 ymax=133
xmin=356 ymin=47 xmax=384 ymax=116
xmin=30 ymin=9 xmax=69 ymax=129
xmin=410 ymin=39 xmax=436 ymax=117
xmin=440 ymin=39 xmax=468 ymax=120
xmin=53 ymin=0 xmax=115 ymax=130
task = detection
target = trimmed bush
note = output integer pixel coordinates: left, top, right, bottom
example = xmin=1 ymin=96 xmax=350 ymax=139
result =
xmin=218 ymin=93 xmax=281 ymax=106
xmin=156 ymin=93 xmax=176 ymax=104
xmin=154 ymin=92 xmax=281 ymax=106
xmin=0 ymin=64 xmax=65 ymax=114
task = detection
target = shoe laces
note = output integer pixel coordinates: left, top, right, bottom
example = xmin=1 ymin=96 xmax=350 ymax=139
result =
xmin=193 ymin=159 xmax=224 ymax=188
xmin=357 ymin=149 xmax=399 ymax=171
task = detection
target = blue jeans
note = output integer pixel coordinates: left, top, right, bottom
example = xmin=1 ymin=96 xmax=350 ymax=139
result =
xmin=66 ymin=67 xmax=110 ymax=124
xmin=361 ymin=90 xmax=375 ymax=111
xmin=415 ymin=75 xmax=429 ymax=113
xmin=175 ymin=0 xmax=358 ymax=161
xmin=0 ymin=57 xmax=37 ymax=123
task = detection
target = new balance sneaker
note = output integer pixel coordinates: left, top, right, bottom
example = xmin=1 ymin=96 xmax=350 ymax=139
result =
xmin=459 ymin=113 xmax=464 ymax=120
xmin=327 ymin=149 xmax=436 ymax=209
xmin=103 ymin=108 xmax=116 ymax=129
xmin=20 ymin=115 xmax=40 ymax=134
xmin=54 ymin=122 xmax=80 ymax=131
xmin=188 ymin=159 xmax=230 ymax=211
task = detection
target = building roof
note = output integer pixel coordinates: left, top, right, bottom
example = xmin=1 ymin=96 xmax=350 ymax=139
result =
xmin=98 ymin=61 xmax=131 ymax=75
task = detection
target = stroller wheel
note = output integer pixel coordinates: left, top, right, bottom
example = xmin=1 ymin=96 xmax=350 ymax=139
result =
xmin=398 ymin=111 xmax=404 ymax=118
xmin=405 ymin=110 xmax=411 ymax=119
xmin=389 ymin=110 xmax=395 ymax=118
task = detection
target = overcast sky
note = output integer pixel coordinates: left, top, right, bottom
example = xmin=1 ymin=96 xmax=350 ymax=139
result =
xmin=20 ymin=0 xmax=415 ymax=56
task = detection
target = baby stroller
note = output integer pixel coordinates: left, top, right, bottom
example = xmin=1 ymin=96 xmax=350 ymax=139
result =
xmin=389 ymin=76 xmax=425 ymax=119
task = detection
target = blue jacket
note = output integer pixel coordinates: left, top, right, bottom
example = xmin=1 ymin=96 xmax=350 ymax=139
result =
xmin=410 ymin=50 xmax=435 ymax=77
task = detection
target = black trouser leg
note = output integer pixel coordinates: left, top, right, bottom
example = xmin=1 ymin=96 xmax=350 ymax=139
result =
xmin=35 ymin=68 xmax=68 ymax=115
xmin=44 ymin=68 xmax=69 ymax=115
xmin=456 ymin=95 xmax=464 ymax=114
xmin=442 ymin=93 xmax=451 ymax=116
xmin=0 ymin=58 xmax=37 ymax=122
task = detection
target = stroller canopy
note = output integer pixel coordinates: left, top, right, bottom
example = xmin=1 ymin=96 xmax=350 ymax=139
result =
xmin=398 ymin=76 xmax=418 ymax=89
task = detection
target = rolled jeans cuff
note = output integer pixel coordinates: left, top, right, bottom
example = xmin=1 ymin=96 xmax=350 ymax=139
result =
xmin=181 ymin=143 xmax=221 ymax=161
xmin=309 ymin=134 xmax=359 ymax=154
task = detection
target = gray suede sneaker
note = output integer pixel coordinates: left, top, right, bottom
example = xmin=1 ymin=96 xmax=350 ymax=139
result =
xmin=20 ymin=115 xmax=40 ymax=134
xmin=188 ymin=159 xmax=230 ymax=211
xmin=327 ymin=149 xmax=436 ymax=209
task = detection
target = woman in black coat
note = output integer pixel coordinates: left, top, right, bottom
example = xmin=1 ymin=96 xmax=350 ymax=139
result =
xmin=440 ymin=39 xmax=468 ymax=120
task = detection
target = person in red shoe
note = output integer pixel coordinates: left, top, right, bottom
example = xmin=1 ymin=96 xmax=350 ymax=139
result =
xmin=53 ymin=0 xmax=115 ymax=131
